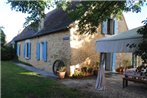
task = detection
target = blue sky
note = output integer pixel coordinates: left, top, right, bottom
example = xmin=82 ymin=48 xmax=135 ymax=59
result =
xmin=0 ymin=0 xmax=147 ymax=42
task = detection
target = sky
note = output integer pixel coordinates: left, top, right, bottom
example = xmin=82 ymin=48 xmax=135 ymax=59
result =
xmin=0 ymin=0 xmax=147 ymax=42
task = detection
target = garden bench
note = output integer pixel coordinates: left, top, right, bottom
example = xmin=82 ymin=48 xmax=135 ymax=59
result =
xmin=123 ymin=76 xmax=147 ymax=88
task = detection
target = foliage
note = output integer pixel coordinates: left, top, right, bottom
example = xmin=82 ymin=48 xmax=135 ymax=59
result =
xmin=65 ymin=1 xmax=126 ymax=34
xmin=0 ymin=27 xmax=6 ymax=46
xmin=2 ymin=61 xmax=104 ymax=98
xmin=7 ymin=0 xmax=55 ymax=28
xmin=1 ymin=45 xmax=16 ymax=61
xmin=136 ymin=64 xmax=147 ymax=76
xmin=62 ymin=0 xmax=145 ymax=34
xmin=7 ymin=0 xmax=146 ymax=34
xmin=58 ymin=66 xmax=66 ymax=72
xmin=135 ymin=23 xmax=147 ymax=63
xmin=0 ymin=27 xmax=16 ymax=60
xmin=72 ymin=70 xmax=84 ymax=78
xmin=122 ymin=59 xmax=131 ymax=67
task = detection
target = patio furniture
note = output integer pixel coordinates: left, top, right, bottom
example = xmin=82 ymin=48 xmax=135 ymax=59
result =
xmin=123 ymin=71 xmax=147 ymax=88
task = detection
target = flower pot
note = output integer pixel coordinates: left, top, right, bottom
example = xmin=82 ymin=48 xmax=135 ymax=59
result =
xmin=58 ymin=71 xmax=66 ymax=79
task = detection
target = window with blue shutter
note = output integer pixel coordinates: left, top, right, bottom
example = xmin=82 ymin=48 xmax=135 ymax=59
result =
xmin=102 ymin=20 xmax=108 ymax=34
xmin=17 ymin=44 xmax=20 ymax=57
xmin=36 ymin=42 xmax=40 ymax=60
xmin=42 ymin=41 xmax=47 ymax=62
xmin=103 ymin=18 xmax=117 ymax=35
xmin=23 ymin=42 xmax=31 ymax=59
xmin=113 ymin=18 xmax=118 ymax=34
xmin=28 ymin=42 xmax=31 ymax=59
xmin=23 ymin=43 xmax=26 ymax=58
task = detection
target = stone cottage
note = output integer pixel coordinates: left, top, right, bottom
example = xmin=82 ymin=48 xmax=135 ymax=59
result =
xmin=13 ymin=6 xmax=128 ymax=75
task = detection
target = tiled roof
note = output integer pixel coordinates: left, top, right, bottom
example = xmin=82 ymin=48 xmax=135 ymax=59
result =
xmin=34 ymin=8 xmax=73 ymax=37
xmin=14 ymin=26 xmax=37 ymax=41
xmin=13 ymin=1 xmax=79 ymax=42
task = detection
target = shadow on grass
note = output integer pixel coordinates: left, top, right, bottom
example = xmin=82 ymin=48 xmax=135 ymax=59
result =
xmin=1 ymin=61 xmax=104 ymax=98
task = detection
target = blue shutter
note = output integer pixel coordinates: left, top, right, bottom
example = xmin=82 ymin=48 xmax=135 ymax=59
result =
xmin=36 ymin=42 xmax=40 ymax=60
xmin=42 ymin=42 xmax=44 ymax=61
xmin=17 ymin=44 xmax=19 ymax=56
xmin=19 ymin=45 xmax=21 ymax=56
xmin=25 ymin=43 xmax=27 ymax=58
xmin=23 ymin=43 xmax=26 ymax=58
xmin=18 ymin=44 xmax=20 ymax=56
xmin=43 ymin=41 xmax=47 ymax=62
xmin=28 ymin=42 xmax=31 ymax=59
xmin=112 ymin=53 xmax=116 ymax=72
xmin=102 ymin=20 xmax=108 ymax=34
xmin=42 ymin=41 xmax=47 ymax=62
xmin=114 ymin=18 xmax=118 ymax=34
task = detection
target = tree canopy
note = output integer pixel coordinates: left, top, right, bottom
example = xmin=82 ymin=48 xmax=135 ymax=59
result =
xmin=136 ymin=20 xmax=147 ymax=63
xmin=0 ymin=27 xmax=6 ymax=46
xmin=7 ymin=0 xmax=145 ymax=33
xmin=7 ymin=0 xmax=55 ymax=28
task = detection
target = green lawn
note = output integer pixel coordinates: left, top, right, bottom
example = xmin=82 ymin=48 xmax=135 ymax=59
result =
xmin=1 ymin=61 xmax=103 ymax=98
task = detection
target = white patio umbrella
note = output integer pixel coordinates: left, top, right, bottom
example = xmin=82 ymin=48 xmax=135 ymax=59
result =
xmin=95 ymin=26 xmax=143 ymax=90
xmin=95 ymin=53 xmax=106 ymax=90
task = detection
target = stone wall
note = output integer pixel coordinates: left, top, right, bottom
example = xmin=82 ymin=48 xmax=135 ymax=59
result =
xmin=17 ymin=16 xmax=128 ymax=74
xmin=17 ymin=31 xmax=71 ymax=73
xmin=69 ymin=24 xmax=102 ymax=68
xmin=118 ymin=15 xmax=128 ymax=33
xmin=68 ymin=17 xmax=128 ymax=73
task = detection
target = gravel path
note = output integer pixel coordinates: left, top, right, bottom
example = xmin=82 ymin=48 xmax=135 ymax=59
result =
xmin=60 ymin=73 xmax=147 ymax=98
xmin=15 ymin=62 xmax=58 ymax=78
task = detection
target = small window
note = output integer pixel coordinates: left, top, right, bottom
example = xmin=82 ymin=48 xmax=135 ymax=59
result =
xmin=26 ymin=43 xmax=29 ymax=58
xmin=23 ymin=42 xmax=31 ymax=59
xmin=107 ymin=19 xmax=114 ymax=35
xmin=102 ymin=18 xmax=117 ymax=35
xmin=17 ymin=44 xmax=21 ymax=57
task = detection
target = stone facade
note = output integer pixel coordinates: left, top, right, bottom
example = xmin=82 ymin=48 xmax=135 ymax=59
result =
xmin=18 ymin=31 xmax=71 ymax=73
xmin=17 ymin=15 xmax=128 ymax=74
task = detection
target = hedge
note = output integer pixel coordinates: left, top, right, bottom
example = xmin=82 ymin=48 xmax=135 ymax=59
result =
xmin=1 ymin=45 xmax=16 ymax=60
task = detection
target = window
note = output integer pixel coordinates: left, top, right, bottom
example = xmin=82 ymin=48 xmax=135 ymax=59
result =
xmin=23 ymin=42 xmax=31 ymax=59
xmin=17 ymin=43 xmax=21 ymax=57
xmin=107 ymin=19 xmax=114 ymax=35
xmin=102 ymin=18 xmax=118 ymax=35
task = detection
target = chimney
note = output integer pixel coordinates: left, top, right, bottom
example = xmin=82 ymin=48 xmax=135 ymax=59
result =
xmin=38 ymin=11 xmax=44 ymax=31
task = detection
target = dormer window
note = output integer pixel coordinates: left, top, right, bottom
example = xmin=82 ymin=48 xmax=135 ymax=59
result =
xmin=107 ymin=19 xmax=114 ymax=35
xmin=102 ymin=18 xmax=118 ymax=35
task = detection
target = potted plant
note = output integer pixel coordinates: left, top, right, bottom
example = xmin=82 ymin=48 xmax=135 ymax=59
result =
xmin=58 ymin=66 xmax=66 ymax=79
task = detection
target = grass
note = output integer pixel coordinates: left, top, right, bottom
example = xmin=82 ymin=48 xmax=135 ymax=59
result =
xmin=1 ymin=61 xmax=103 ymax=98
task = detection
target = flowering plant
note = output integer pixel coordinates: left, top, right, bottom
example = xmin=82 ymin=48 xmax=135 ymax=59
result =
xmin=136 ymin=65 xmax=147 ymax=76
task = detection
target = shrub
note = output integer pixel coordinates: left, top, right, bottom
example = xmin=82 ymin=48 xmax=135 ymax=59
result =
xmin=72 ymin=70 xmax=84 ymax=78
xmin=58 ymin=66 xmax=66 ymax=72
xmin=1 ymin=45 xmax=16 ymax=60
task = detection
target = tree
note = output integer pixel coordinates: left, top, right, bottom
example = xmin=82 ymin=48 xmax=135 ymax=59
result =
xmin=7 ymin=0 xmax=55 ymax=28
xmin=0 ymin=27 xmax=6 ymax=46
xmin=0 ymin=26 xmax=16 ymax=60
xmin=136 ymin=21 xmax=147 ymax=63
xmin=8 ymin=0 xmax=145 ymax=33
